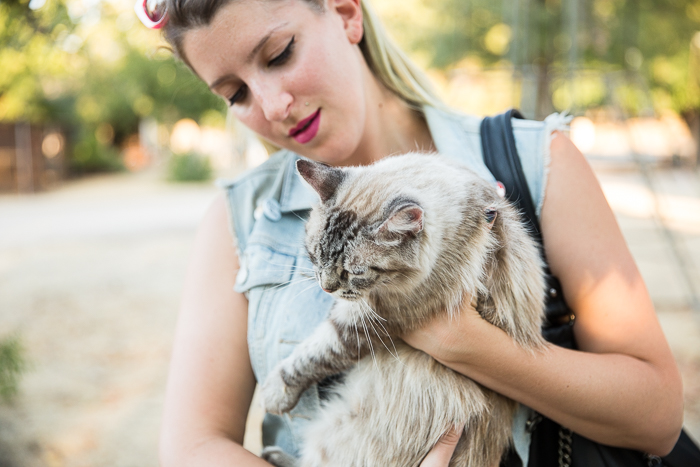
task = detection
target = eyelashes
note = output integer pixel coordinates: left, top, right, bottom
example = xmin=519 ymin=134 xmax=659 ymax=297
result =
xmin=268 ymin=35 xmax=295 ymax=67
xmin=227 ymin=36 xmax=296 ymax=106
xmin=228 ymin=85 xmax=247 ymax=106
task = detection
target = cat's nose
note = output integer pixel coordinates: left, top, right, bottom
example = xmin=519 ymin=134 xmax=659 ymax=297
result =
xmin=319 ymin=273 xmax=339 ymax=293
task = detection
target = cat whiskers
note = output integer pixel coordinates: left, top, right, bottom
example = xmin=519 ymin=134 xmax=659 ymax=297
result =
xmin=288 ymin=281 xmax=323 ymax=301
xmin=239 ymin=268 xmax=314 ymax=278
xmin=233 ymin=264 xmax=316 ymax=279
xmin=362 ymin=302 xmax=387 ymax=323
xmin=264 ymin=276 xmax=317 ymax=293
xmin=358 ymin=312 xmax=378 ymax=368
xmin=351 ymin=313 xmax=362 ymax=366
xmin=235 ymin=262 xmax=317 ymax=293
xmin=257 ymin=261 xmax=316 ymax=272
xmin=360 ymin=300 xmax=402 ymax=365
xmin=289 ymin=210 xmax=309 ymax=223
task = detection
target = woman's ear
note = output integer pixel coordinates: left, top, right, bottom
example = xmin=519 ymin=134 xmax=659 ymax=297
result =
xmin=329 ymin=0 xmax=364 ymax=44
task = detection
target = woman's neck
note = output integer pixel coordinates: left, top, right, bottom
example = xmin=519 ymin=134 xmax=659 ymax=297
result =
xmin=344 ymin=63 xmax=436 ymax=167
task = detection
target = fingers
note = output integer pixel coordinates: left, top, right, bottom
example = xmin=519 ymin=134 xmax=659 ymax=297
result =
xmin=419 ymin=425 xmax=464 ymax=467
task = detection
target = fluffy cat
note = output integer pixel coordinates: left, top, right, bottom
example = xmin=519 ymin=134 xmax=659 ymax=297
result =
xmin=260 ymin=153 xmax=546 ymax=467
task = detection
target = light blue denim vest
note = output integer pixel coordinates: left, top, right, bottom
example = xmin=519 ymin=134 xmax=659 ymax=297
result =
xmin=223 ymin=106 xmax=569 ymax=465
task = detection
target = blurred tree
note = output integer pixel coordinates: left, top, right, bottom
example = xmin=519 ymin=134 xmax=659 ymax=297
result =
xmin=377 ymin=0 xmax=700 ymax=120
xmin=0 ymin=0 xmax=76 ymax=122
xmin=0 ymin=0 xmax=225 ymax=173
xmin=2 ymin=0 xmax=699 ymax=171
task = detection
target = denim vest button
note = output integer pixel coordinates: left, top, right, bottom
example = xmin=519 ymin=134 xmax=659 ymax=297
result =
xmin=263 ymin=199 xmax=282 ymax=221
xmin=236 ymin=264 xmax=249 ymax=285
xmin=254 ymin=205 xmax=264 ymax=220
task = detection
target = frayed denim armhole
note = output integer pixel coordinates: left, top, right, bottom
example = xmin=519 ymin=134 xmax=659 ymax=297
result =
xmin=216 ymin=178 xmax=241 ymax=258
xmin=512 ymin=113 xmax=573 ymax=220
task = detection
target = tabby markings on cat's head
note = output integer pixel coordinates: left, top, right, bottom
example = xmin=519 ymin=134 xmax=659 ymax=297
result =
xmin=297 ymin=159 xmax=424 ymax=302
xmin=310 ymin=205 xmax=374 ymax=300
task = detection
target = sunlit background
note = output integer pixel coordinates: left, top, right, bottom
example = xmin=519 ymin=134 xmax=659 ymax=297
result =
xmin=1 ymin=0 xmax=699 ymax=465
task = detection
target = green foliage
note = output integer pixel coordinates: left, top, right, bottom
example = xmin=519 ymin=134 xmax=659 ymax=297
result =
xmin=0 ymin=0 xmax=225 ymax=173
xmin=70 ymin=131 xmax=125 ymax=174
xmin=1 ymin=0 xmax=699 ymax=147
xmin=167 ymin=152 xmax=212 ymax=182
xmin=378 ymin=0 xmax=700 ymax=117
xmin=0 ymin=335 xmax=27 ymax=403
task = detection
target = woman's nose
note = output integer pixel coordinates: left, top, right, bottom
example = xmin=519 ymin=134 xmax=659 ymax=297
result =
xmin=253 ymin=81 xmax=293 ymax=122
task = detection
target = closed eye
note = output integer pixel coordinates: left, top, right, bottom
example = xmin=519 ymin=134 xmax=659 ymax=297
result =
xmin=228 ymin=85 xmax=248 ymax=106
xmin=227 ymin=36 xmax=295 ymax=106
xmin=268 ymin=36 xmax=295 ymax=67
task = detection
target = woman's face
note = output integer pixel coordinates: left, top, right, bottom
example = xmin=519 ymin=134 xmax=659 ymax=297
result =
xmin=182 ymin=0 xmax=371 ymax=166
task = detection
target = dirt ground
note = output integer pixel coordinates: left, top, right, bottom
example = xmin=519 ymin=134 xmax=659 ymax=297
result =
xmin=0 ymin=164 xmax=698 ymax=466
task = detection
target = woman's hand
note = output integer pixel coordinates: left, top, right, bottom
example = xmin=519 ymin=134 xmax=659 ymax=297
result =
xmin=419 ymin=425 xmax=464 ymax=467
xmin=402 ymin=297 xmax=489 ymax=366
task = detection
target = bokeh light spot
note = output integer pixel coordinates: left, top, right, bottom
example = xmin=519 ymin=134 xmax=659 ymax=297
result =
xmin=42 ymin=133 xmax=64 ymax=159
xmin=170 ymin=119 xmax=201 ymax=154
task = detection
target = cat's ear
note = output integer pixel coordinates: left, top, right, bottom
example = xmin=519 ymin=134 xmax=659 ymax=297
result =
xmin=378 ymin=203 xmax=424 ymax=241
xmin=296 ymin=159 xmax=345 ymax=203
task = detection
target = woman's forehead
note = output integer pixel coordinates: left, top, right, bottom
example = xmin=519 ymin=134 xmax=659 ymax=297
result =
xmin=181 ymin=0 xmax=316 ymax=83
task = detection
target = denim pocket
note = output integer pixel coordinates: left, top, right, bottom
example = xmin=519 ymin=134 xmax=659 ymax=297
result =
xmin=235 ymin=244 xmax=296 ymax=294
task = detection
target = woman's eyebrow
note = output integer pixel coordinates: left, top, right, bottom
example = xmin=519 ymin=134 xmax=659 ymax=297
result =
xmin=209 ymin=22 xmax=289 ymax=91
xmin=246 ymin=23 xmax=288 ymax=63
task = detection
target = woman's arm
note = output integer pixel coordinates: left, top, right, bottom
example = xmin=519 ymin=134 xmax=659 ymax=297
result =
xmin=159 ymin=194 xmax=271 ymax=467
xmin=404 ymin=132 xmax=684 ymax=456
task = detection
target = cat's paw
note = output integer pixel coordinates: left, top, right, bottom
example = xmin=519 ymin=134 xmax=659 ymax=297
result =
xmin=261 ymin=366 xmax=302 ymax=415
xmin=261 ymin=446 xmax=298 ymax=467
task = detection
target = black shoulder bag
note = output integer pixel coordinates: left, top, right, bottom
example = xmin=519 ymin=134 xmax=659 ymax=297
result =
xmin=480 ymin=109 xmax=700 ymax=467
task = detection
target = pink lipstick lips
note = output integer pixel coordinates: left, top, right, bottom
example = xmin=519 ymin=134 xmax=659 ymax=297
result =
xmin=289 ymin=108 xmax=321 ymax=144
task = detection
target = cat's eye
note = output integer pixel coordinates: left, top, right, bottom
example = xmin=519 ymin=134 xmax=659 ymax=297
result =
xmin=340 ymin=270 xmax=349 ymax=281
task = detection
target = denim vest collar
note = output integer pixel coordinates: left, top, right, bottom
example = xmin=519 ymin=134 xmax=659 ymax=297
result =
xmin=279 ymin=153 xmax=318 ymax=213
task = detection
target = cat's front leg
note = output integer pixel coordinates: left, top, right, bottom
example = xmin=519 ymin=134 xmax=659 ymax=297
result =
xmin=262 ymin=303 xmax=365 ymax=415
xmin=261 ymin=447 xmax=298 ymax=467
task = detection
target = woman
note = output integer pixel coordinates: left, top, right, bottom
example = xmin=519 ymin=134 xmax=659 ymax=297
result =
xmin=149 ymin=0 xmax=684 ymax=465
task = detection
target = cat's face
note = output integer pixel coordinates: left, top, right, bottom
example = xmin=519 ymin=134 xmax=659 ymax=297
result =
xmin=298 ymin=160 xmax=424 ymax=301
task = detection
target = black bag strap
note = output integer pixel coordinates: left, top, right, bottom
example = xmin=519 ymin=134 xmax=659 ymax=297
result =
xmin=480 ymin=109 xmax=576 ymax=349
xmin=480 ymin=109 xmax=543 ymax=247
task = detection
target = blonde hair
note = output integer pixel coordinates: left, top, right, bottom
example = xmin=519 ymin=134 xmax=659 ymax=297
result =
xmin=163 ymin=0 xmax=443 ymax=109
xmin=357 ymin=1 xmax=442 ymax=109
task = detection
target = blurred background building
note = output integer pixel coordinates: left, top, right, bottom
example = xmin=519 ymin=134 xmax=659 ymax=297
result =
xmin=1 ymin=0 xmax=699 ymax=465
